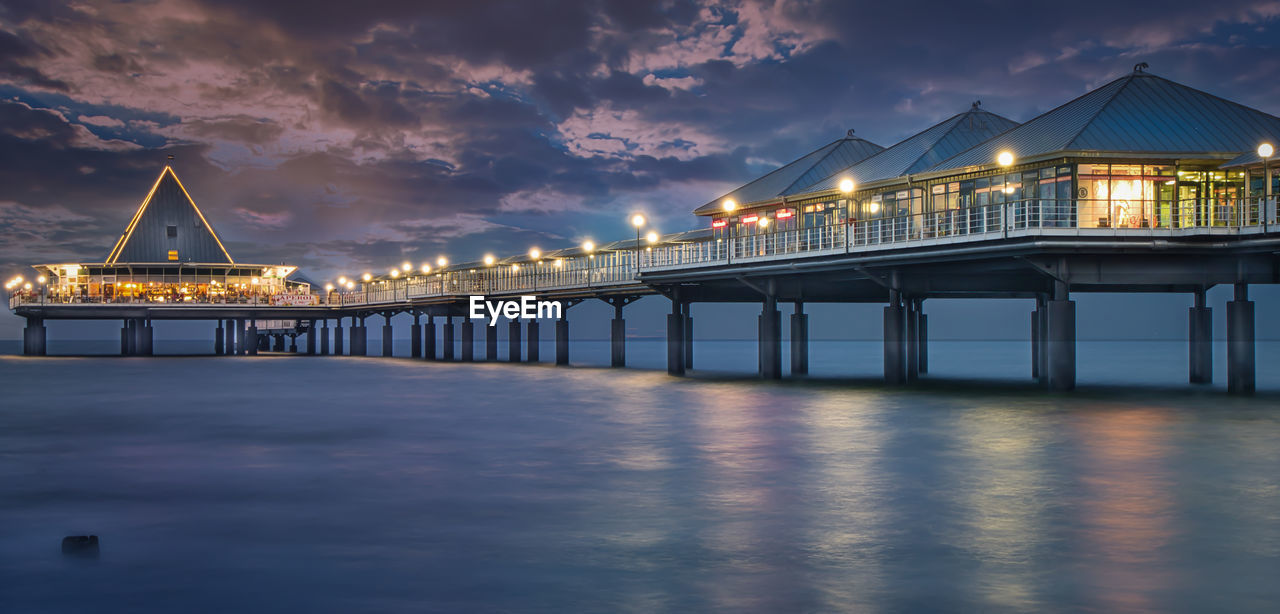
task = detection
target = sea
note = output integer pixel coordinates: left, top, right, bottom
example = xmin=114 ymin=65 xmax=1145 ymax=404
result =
xmin=1 ymin=340 xmax=1278 ymax=612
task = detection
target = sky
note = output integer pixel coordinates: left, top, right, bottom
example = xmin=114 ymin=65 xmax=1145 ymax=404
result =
xmin=3 ymin=0 xmax=1280 ymax=342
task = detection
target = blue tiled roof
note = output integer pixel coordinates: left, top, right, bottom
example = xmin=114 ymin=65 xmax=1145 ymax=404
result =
xmin=927 ymin=71 xmax=1280 ymax=173
xmin=792 ymin=107 xmax=1018 ymax=195
xmin=693 ymin=136 xmax=883 ymax=214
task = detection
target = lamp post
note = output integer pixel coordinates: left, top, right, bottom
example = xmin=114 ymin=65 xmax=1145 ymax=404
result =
xmin=529 ymin=248 xmax=541 ymax=291
xmin=722 ymin=199 xmax=736 ymax=263
xmin=996 ymin=150 xmax=1016 ymax=229
xmin=1259 ymin=142 xmax=1274 ymax=225
xmin=582 ymin=241 xmax=594 ymax=286
xmin=631 ymin=214 xmax=645 ymax=273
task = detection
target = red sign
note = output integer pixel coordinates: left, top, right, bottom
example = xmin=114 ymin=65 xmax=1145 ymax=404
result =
xmin=742 ymin=215 xmax=759 ymax=223
xmin=711 ymin=219 xmax=727 ymax=228
xmin=776 ymin=208 xmax=794 ymax=219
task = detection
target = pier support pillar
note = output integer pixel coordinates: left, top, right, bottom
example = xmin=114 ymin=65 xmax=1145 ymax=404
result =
xmin=905 ymin=299 xmax=920 ymax=382
xmin=224 ymin=320 xmax=235 ymax=356
xmin=121 ymin=320 xmax=131 ymax=355
xmin=683 ymin=308 xmax=694 ymax=370
xmin=1032 ymin=296 xmax=1046 ymax=384
xmin=140 ymin=319 xmax=153 ymax=356
xmin=246 ymin=323 xmax=259 ymax=356
xmin=883 ymin=291 xmax=905 ymax=385
xmin=424 ymin=316 xmax=436 ymax=360
xmin=215 ymin=320 xmax=225 ymax=355
xmin=289 ymin=335 xmax=297 ymax=353
xmin=333 ymin=319 xmax=344 ymax=355
xmin=306 ymin=320 xmax=316 ymax=355
xmin=320 ymin=320 xmax=330 ymax=355
xmin=1227 ymin=282 xmax=1255 ymax=395
xmin=443 ymin=317 xmax=456 ymax=361
xmin=351 ymin=318 xmax=365 ymax=356
xmin=273 ymin=334 xmax=285 ymax=352
xmin=610 ymin=302 xmax=625 ymax=367
xmin=790 ymin=302 xmax=808 ymax=376
xmin=485 ymin=320 xmax=498 ymax=360
xmin=23 ymin=317 xmax=46 ymax=356
xmin=667 ymin=297 xmax=685 ymax=376
xmin=382 ymin=314 xmax=394 ymax=358
xmin=526 ymin=320 xmax=539 ymax=362
xmin=508 ymin=319 xmax=521 ymax=362
xmin=461 ymin=317 xmax=474 ymax=362
xmin=410 ymin=315 xmax=422 ymax=358
xmin=555 ymin=316 xmax=569 ymax=365
xmin=759 ymin=295 xmax=781 ymax=380
xmin=1046 ymin=283 xmax=1076 ymax=392
xmin=1189 ymin=289 xmax=1212 ymax=384
xmin=235 ymin=318 xmax=246 ymax=355
xmin=918 ymin=308 xmax=929 ymax=374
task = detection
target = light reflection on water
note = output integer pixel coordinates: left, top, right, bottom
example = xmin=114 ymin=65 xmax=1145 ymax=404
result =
xmin=1 ymin=354 xmax=1278 ymax=612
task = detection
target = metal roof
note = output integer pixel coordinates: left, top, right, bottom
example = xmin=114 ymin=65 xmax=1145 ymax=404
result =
xmin=791 ymin=107 xmax=1018 ymax=195
xmin=1221 ymin=150 xmax=1272 ymax=168
xmin=693 ymin=135 xmax=883 ymax=215
xmin=928 ymin=70 xmax=1280 ymax=173
xmin=105 ymin=166 xmax=234 ymax=264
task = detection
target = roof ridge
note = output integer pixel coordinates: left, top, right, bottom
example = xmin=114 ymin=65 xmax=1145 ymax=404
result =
xmin=794 ymin=111 xmax=970 ymax=190
xmin=105 ymin=166 xmax=235 ymax=265
xmin=901 ymin=110 xmax=982 ymax=175
xmin=779 ymin=137 xmax=880 ymax=194
xmin=1064 ymin=72 xmax=1139 ymax=150
xmin=1144 ymin=72 xmax=1280 ymax=125
xmin=921 ymin=72 xmax=1132 ymax=172
xmin=740 ymin=137 xmax=842 ymax=190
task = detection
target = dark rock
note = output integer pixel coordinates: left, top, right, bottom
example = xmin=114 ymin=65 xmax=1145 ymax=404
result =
xmin=61 ymin=535 xmax=99 ymax=557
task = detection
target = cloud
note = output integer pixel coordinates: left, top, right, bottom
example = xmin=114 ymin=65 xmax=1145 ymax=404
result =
xmin=0 ymin=0 xmax=1278 ymax=293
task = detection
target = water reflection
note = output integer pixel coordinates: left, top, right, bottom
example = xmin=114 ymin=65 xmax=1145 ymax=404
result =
xmin=2 ymin=357 xmax=1280 ymax=612
xmin=1069 ymin=407 xmax=1179 ymax=612
xmin=948 ymin=403 xmax=1056 ymax=611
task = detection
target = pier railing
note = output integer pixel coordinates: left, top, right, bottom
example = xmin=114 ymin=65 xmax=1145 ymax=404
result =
xmin=10 ymin=197 xmax=1277 ymax=311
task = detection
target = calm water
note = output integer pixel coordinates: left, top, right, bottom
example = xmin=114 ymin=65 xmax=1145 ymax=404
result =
xmin=2 ymin=343 xmax=1279 ymax=612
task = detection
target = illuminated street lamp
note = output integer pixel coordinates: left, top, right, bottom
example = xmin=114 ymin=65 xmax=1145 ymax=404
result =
xmin=1260 ymin=143 xmax=1274 ymax=215
xmin=401 ymin=261 xmax=411 ymax=272
xmin=529 ymin=248 xmax=541 ymax=261
xmin=997 ymin=150 xmax=1014 ymax=167
xmin=582 ymin=240 xmax=594 ymax=253
xmin=484 ymin=254 xmax=495 ymax=266
xmin=631 ymin=214 xmax=646 ymax=272
xmin=420 ymin=263 xmax=431 ymax=274
xmin=436 ymin=256 xmax=448 ymax=268
xmin=722 ymin=199 xmax=736 ymax=212
xmin=646 ymin=231 xmax=658 ymax=243
xmin=362 ymin=273 xmax=372 ymax=282
xmin=839 ymin=178 xmax=855 ymax=194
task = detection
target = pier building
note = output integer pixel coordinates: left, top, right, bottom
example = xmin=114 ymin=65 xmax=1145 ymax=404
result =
xmin=9 ymin=66 xmax=1279 ymax=394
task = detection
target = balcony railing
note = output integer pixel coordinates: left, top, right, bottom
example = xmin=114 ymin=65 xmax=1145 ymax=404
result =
xmin=10 ymin=197 xmax=1276 ymax=311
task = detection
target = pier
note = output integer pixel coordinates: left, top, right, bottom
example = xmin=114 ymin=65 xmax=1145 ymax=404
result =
xmin=8 ymin=68 xmax=1279 ymax=395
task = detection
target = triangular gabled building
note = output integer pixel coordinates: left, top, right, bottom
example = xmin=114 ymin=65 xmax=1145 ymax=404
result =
xmin=106 ymin=166 xmax=234 ymax=264
xmin=29 ymin=164 xmax=306 ymax=304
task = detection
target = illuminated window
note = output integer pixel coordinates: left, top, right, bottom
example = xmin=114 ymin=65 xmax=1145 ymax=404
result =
xmin=168 ymin=250 xmax=179 ymax=261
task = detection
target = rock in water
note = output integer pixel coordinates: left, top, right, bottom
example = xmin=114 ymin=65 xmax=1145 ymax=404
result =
xmin=61 ymin=535 xmax=99 ymax=557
